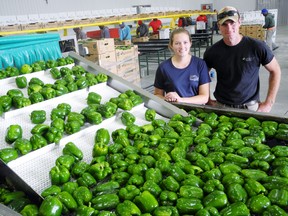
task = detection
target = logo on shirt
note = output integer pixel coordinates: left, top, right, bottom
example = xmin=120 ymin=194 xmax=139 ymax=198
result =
xmin=242 ymin=57 xmax=254 ymax=61
xmin=190 ymin=75 xmax=199 ymax=81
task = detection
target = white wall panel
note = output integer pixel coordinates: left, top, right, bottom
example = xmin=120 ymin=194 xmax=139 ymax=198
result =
xmin=0 ymin=0 xmax=212 ymax=16
xmin=214 ymin=0 xmax=257 ymax=12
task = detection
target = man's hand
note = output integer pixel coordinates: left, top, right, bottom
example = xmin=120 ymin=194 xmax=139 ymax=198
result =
xmin=207 ymin=98 xmax=217 ymax=106
xmin=257 ymin=101 xmax=273 ymax=112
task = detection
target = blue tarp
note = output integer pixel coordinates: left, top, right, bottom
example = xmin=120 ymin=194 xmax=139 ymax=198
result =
xmin=0 ymin=33 xmax=62 ymax=69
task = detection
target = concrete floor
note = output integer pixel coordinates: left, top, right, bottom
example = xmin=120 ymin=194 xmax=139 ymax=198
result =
xmin=140 ymin=25 xmax=288 ymax=116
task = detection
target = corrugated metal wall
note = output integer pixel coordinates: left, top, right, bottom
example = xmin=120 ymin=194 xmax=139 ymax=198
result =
xmin=257 ymin=0 xmax=288 ymax=26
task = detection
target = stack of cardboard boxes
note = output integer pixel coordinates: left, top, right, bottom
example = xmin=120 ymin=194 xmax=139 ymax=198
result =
xmin=83 ymin=39 xmax=140 ymax=86
xmin=239 ymin=24 xmax=265 ymax=41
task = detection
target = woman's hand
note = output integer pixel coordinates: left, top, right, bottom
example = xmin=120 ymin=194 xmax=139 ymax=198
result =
xmin=165 ymin=92 xmax=180 ymax=102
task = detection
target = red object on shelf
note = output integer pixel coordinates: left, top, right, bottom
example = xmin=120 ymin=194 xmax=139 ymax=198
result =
xmin=87 ymin=28 xmax=119 ymax=39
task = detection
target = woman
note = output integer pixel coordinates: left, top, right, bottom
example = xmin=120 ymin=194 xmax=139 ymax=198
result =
xmin=154 ymin=28 xmax=210 ymax=104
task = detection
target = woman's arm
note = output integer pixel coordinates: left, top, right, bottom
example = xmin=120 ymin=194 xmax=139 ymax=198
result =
xmin=165 ymin=83 xmax=210 ymax=104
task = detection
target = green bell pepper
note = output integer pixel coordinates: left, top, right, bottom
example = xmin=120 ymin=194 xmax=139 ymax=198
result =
xmin=85 ymin=110 xmax=103 ymax=125
xmin=29 ymin=92 xmax=44 ymax=104
xmin=0 ymin=147 xmax=19 ymax=163
xmin=20 ymin=204 xmax=39 ymax=216
xmin=96 ymin=73 xmax=108 ymax=83
xmin=62 ymin=142 xmax=83 ymax=161
xmin=39 ymin=195 xmax=63 ymax=216
xmin=49 ymin=165 xmax=70 ymax=185
xmin=271 ymin=145 xmax=288 ymax=157
xmin=40 ymin=87 xmax=56 ymax=100
xmin=46 ymin=59 xmax=58 ymax=68
xmin=91 ymin=193 xmax=119 ymax=211
xmin=145 ymin=168 xmax=162 ymax=184
xmin=76 ymin=204 xmax=99 ymax=216
xmin=203 ymin=179 xmax=224 ymax=194
xmin=5 ymin=124 xmax=22 ymax=144
xmin=93 ymin=181 xmax=119 ymax=195
xmin=0 ymin=95 xmax=12 ymax=112
xmin=30 ymin=110 xmax=46 ymax=124
xmin=97 ymin=102 xmax=118 ymax=118
xmin=141 ymin=180 xmax=162 ymax=198
xmin=53 ymin=83 xmax=69 ymax=97
xmin=93 ymin=142 xmax=109 ymax=157
xmin=241 ymin=169 xmax=268 ymax=181
xmin=77 ymin=172 xmax=97 ymax=188
xmin=162 ymin=176 xmax=179 ymax=192
xmin=121 ymin=111 xmax=136 ymax=126
xmin=220 ymin=202 xmax=250 ymax=216
xmin=13 ymin=138 xmax=32 ymax=155
xmin=7 ymin=89 xmax=23 ymax=99
xmin=72 ymin=186 xmax=92 ymax=206
xmin=30 ymin=123 xmax=49 ymax=135
xmin=203 ymin=190 xmax=228 ymax=209
xmin=62 ymin=181 xmax=79 ymax=195
xmin=159 ymin=190 xmax=178 ymax=206
xmin=179 ymin=185 xmax=203 ymax=199
xmin=176 ymin=198 xmax=203 ymax=215
xmin=111 ymin=171 xmax=130 ymax=186
xmin=134 ymin=190 xmax=158 ymax=213
xmin=219 ymin=162 xmax=242 ymax=175
xmin=41 ymin=185 xmax=62 ymax=198
xmin=49 ymin=67 xmax=61 ymax=79
xmin=222 ymin=173 xmax=244 ymax=186
xmin=95 ymin=128 xmax=110 ymax=145
xmin=88 ymin=161 xmax=112 ymax=180
xmin=56 ymin=155 xmax=75 ymax=171
xmin=71 ymin=161 xmax=90 ymax=178
xmin=118 ymin=184 xmax=140 ymax=201
xmin=87 ymin=92 xmax=102 ymax=105
xmin=145 ymin=109 xmax=156 ymax=121
xmin=226 ymin=183 xmax=248 ymax=203
xmin=244 ymin=178 xmax=267 ymax=197
xmin=116 ymin=200 xmax=141 ymax=216
xmin=263 ymin=205 xmax=288 ymax=216
xmin=30 ymin=134 xmax=48 ymax=150
xmin=268 ymin=189 xmax=288 ymax=207
xmin=127 ymin=174 xmax=144 ymax=186
xmin=247 ymin=194 xmax=271 ymax=214
xmin=12 ymin=96 xmax=31 ymax=108
xmin=57 ymin=191 xmax=78 ymax=213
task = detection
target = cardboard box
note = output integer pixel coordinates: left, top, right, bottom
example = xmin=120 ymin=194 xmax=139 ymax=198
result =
xmin=83 ymin=38 xmax=115 ymax=55
xmin=21 ymin=22 xmax=42 ymax=31
xmin=43 ymin=21 xmax=60 ymax=28
xmin=0 ymin=24 xmax=21 ymax=32
xmin=132 ymin=36 xmax=149 ymax=43
xmin=99 ymin=63 xmax=118 ymax=74
xmin=121 ymin=68 xmax=141 ymax=82
xmin=63 ymin=19 xmax=76 ymax=26
xmin=85 ymin=51 xmax=116 ymax=65
xmin=149 ymin=34 xmax=159 ymax=39
xmin=114 ymin=39 xmax=132 ymax=46
xmin=117 ymin=58 xmax=139 ymax=75
xmin=115 ymin=45 xmax=135 ymax=62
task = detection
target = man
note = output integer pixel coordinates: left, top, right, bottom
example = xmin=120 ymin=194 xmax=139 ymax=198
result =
xmin=149 ymin=18 xmax=162 ymax=34
xmin=204 ymin=6 xmax=281 ymax=113
xmin=261 ymin=8 xmax=279 ymax=51
xmin=119 ymin=22 xmax=131 ymax=41
xmin=73 ymin=27 xmax=87 ymax=40
xmin=99 ymin=25 xmax=110 ymax=38
xmin=136 ymin=20 xmax=149 ymax=37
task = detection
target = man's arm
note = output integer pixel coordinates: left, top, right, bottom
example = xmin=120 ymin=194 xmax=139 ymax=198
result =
xmin=258 ymin=57 xmax=281 ymax=112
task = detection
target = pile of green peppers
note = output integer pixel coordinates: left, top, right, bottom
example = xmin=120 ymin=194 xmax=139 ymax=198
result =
xmin=34 ymin=110 xmax=288 ymax=216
